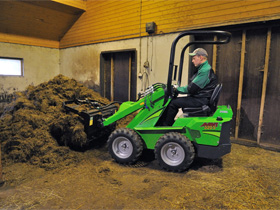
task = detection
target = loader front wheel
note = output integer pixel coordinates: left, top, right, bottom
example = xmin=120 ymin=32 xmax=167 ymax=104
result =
xmin=107 ymin=128 xmax=143 ymax=165
xmin=155 ymin=132 xmax=195 ymax=172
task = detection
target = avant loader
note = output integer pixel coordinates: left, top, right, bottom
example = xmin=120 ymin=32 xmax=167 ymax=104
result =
xmin=64 ymin=30 xmax=233 ymax=172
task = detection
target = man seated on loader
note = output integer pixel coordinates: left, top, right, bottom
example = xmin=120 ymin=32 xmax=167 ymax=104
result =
xmin=163 ymin=48 xmax=218 ymax=126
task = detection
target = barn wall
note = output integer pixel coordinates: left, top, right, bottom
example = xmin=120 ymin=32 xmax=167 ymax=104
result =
xmin=60 ymin=0 xmax=280 ymax=48
xmin=0 ymin=42 xmax=60 ymax=93
xmin=60 ymin=32 xmax=190 ymax=94
xmin=195 ymin=21 xmax=280 ymax=147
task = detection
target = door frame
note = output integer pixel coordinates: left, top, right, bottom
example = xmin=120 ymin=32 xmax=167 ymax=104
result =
xmin=100 ymin=49 xmax=137 ymax=102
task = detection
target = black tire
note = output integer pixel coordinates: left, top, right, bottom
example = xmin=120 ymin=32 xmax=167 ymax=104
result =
xmin=107 ymin=128 xmax=143 ymax=165
xmin=155 ymin=132 xmax=195 ymax=172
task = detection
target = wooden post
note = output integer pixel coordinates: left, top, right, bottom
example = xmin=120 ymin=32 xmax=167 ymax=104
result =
xmin=235 ymin=30 xmax=246 ymax=140
xmin=110 ymin=55 xmax=114 ymax=101
xmin=212 ymin=36 xmax=217 ymax=72
xmin=257 ymin=28 xmax=271 ymax=145
xmin=128 ymin=53 xmax=132 ymax=101
xmin=103 ymin=56 xmax=106 ymax=98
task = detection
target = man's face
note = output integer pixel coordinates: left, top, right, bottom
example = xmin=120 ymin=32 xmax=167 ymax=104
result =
xmin=191 ymin=55 xmax=203 ymax=67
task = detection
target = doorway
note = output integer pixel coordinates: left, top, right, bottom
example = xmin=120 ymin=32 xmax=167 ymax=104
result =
xmin=100 ymin=50 xmax=137 ymax=102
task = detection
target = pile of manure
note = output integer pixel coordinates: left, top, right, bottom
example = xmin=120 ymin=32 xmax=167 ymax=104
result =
xmin=0 ymin=75 xmax=131 ymax=169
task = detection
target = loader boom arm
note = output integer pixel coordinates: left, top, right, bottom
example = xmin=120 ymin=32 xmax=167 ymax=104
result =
xmin=103 ymin=83 xmax=166 ymax=126
xmin=103 ymin=100 xmax=144 ymax=126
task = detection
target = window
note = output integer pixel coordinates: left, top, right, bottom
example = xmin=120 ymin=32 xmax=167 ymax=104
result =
xmin=0 ymin=57 xmax=24 ymax=76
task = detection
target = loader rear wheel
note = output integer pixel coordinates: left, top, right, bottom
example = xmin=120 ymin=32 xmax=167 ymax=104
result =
xmin=155 ymin=132 xmax=195 ymax=172
xmin=107 ymin=128 xmax=143 ymax=165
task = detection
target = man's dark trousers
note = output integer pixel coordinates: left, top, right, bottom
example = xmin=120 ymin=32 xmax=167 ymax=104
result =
xmin=163 ymin=96 xmax=209 ymax=126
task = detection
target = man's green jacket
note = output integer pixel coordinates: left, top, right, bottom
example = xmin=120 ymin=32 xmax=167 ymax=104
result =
xmin=176 ymin=60 xmax=218 ymax=98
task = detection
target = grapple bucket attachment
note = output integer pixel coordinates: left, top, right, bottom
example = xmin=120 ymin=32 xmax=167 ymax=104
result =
xmin=63 ymin=99 xmax=119 ymax=139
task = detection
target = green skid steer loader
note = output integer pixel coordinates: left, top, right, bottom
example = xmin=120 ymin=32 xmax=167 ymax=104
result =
xmin=64 ymin=30 xmax=233 ymax=172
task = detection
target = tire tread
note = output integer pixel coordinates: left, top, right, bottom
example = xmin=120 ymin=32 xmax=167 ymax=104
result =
xmin=107 ymin=128 xmax=143 ymax=165
xmin=155 ymin=132 xmax=195 ymax=172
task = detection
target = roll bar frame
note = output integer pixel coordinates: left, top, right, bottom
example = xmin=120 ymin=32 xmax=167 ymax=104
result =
xmin=166 ymin=30 xmax=231 ymax=99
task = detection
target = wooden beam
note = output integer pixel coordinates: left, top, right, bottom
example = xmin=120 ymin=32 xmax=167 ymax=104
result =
xmin=0 ymin=32 xmax=59 ymax=49
xmin=235 ymin=30 xmax=246 ymax=140
xmin=257 ymin=28 xmax=271 ymax=144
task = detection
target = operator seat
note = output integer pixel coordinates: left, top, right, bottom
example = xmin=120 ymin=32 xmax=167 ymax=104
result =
xmin=182 ymin=84 xmax=223 ymax=117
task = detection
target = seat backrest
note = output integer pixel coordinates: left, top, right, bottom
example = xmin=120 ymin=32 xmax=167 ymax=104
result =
xmin=209 ymin=84 xmax=223 ymax=113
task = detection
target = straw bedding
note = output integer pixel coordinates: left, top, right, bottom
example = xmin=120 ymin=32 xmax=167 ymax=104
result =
xmin=0 ymin=75 xmax=279 ymax=209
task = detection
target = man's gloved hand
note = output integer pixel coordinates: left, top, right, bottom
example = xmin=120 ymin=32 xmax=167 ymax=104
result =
xmin=172 ymin=84 xmax=179 ymax=98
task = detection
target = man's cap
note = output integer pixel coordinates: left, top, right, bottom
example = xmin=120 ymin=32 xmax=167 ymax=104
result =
xmin=189 ymin=48 xmax=208 ymax=57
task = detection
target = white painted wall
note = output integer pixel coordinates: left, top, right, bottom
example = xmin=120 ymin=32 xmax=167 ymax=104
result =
xmin=60 ymin=32 xmax=191 ymax=96
xmin=0 ymin=32 xmax=191 ymax=98
xmin=0 ymin=42 xmax=59 ymax=93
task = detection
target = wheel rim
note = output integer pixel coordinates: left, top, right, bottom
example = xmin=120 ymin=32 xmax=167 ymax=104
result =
xmin=112 ymin=137 xmax=133 ymax=159
xmin=161 ymin=142 xmax=185 ymax=166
